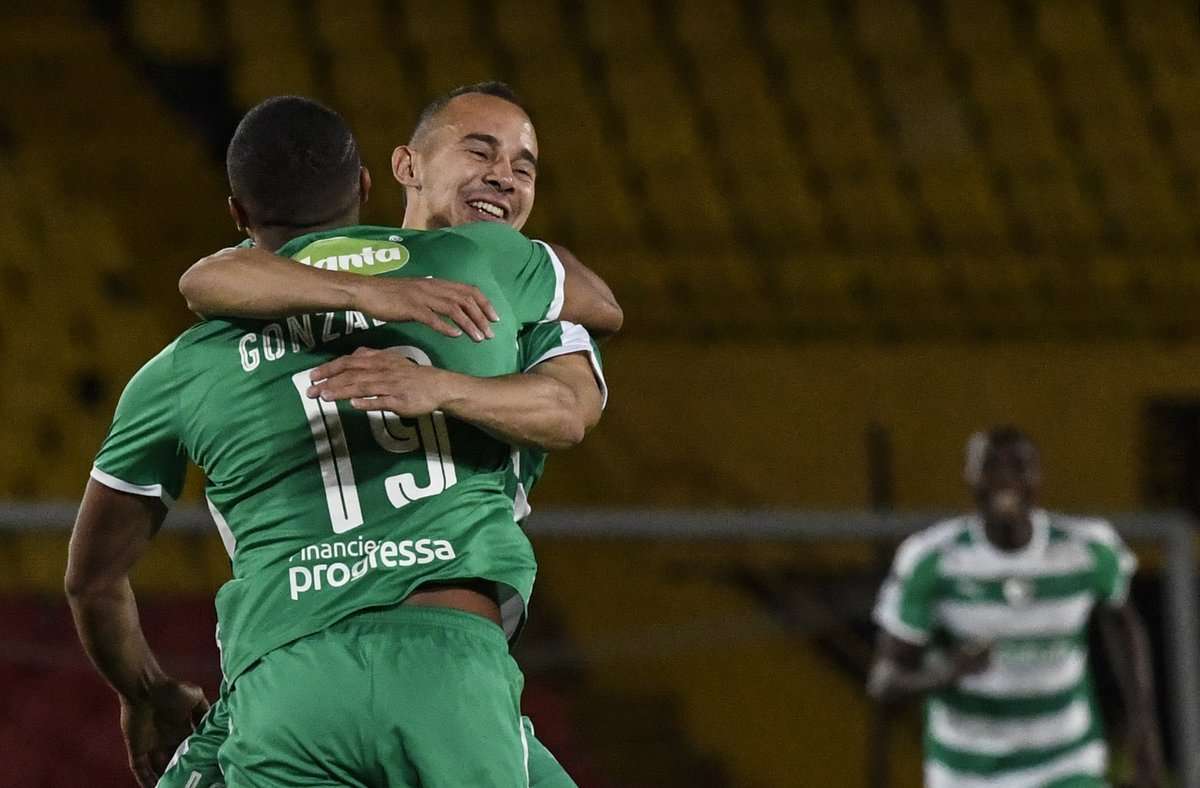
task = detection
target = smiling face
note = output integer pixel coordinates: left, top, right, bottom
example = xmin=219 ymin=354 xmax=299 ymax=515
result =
xmin=394 ymin=93 xmax=538 ymax=231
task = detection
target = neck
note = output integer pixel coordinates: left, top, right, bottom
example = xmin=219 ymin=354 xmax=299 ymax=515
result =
xmin=982 ymin=513 xmax=1034 ymax=552
xmin=251 ymin=210 xmax=360 ymax=252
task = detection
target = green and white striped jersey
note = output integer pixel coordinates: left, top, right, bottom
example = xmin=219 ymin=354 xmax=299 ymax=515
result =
xmin=873 ymin=510 xmax=1136 ymax=788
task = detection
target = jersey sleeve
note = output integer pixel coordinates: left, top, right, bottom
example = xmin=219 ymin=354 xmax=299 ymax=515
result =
xmin=451 ymin=223 xmax=564 ymax=325
xmin=518 ymin=321 xmax=608 ymax=408
xmin=91 ymin=343 xmax=187 ymax=507
xmin=873 ymin=536 xmax=942 ymax=646
xmin=1082 ymin=519 xmax=1137 ymax=607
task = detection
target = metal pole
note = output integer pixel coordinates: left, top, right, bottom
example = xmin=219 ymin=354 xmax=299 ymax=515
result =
xmin=1164 ymin=520 xmax=1200 ymax=788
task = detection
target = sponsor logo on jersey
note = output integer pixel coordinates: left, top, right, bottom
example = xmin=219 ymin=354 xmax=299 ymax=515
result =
xmin=294 ymin=236 xmax=411 ymax=275
xmin=286 ymin=536 xmax=456 ymax=600
xmin=1002 ymin=577 xmax=1034 ymax=607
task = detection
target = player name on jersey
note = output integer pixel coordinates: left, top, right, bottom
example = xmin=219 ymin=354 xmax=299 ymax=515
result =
xmin=238 ymin=311 xmax=385 ymax=372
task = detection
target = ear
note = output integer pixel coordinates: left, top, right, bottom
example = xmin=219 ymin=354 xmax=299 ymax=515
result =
xmin=227 ymin=196 xmax=250 ymax=234
xmin=359 ymin=166 xmax=372 ymax=207
xmin=392 ymin=145 xmax=420 ymax=189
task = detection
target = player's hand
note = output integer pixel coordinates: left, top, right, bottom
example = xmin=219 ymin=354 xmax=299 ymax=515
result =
xmin=1128 ymin=720 xmax=1167 ymax=788
xmin=950 ymin=640 xmax=993 ymax=678
xmin=308 ymin=347 xmax=451 ymax=417
xmin=352 ymin=277 xmax=498 ymax=341
xmin=120 ymin=679 xmax=209 ymax=787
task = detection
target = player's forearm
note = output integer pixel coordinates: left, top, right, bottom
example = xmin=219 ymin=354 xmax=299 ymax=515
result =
xmin=551 ymin=244 xmax=623 ymax=337
xmin=1106 ymin=608 xmax=1161 ymax=735
xmin=867 ymin=659 xmax=960 ymax=703
xmin=180 ymin=247 xmax=363 ymax=318
xmin=436 ymin=371 xmax=590 ymax=450
xmin=67 ymin=578 xmax=166 ymax=702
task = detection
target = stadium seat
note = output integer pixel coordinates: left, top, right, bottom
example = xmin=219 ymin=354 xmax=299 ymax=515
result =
xmin=967 ymin=55 xmax=1062 ymax=168
xmin=782 ymin=54 xmax=886 ymax=170
xmin=402 ymin=0 xmax=477 ymax=47
xmin=1123 ymin=1 xmax=1200 ymax=57
xmin=421 ymin=47 xmax=501 ymax=95
xmin=852 ymin=0 xmax=927 ymax=56
xmin=942 ymin=0 xmax=1017 ymax=57
xmin=1005 ymin=163 xmax=1101 ymax=254
xmin=604 ymin=52 xmax=701 ymax=169
xmin=128 ymin=0 xmax=219 ymax=62
xmin=876 ymin=55 xmax=973 ymax=168
xmin=232 ymin=50 xmax=318 ymax=108
xmin=226 ymin=0 xmax=307 ymax=49
xmin=1098 ymin=158 xmax=1192 ymax=250
xmin=918 ymin=164 xmax=1009 ymax=251
xmin=1035 ymin=0 xmax=1109 ymax=54
xmin=672 ymin=0 xmax=747 ymax=55
xmin=311 ymin=0 xmax=388 ymax=49
xmin=693 ymin=59 xmax=796 ymax=167
xmin=582 ymin=0 xmax=657 ymax=48
xmin=493 ymin=0 xmax=570 ymax=50
xmin=639 ymin=166 xmax=735 ymax=250
xmin=825 ymin=170 xmax=919 ymax=252
xmin=759 ymin=0 xmax=840 ymax=56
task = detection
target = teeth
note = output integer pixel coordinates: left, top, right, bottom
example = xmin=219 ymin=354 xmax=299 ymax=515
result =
xmin=469 ymin=201 xmax=504 ymax=218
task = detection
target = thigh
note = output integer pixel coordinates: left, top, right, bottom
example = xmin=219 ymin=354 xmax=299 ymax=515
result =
xmin=156 ymin=695 xmax=229 ymax=788
xmin=372 ymin=612 xmax=528 ymax=788
xmin=218 ymin=634 xmax=371 ymax=788
xmin=524 ymin=717 xmax=578 ymax=788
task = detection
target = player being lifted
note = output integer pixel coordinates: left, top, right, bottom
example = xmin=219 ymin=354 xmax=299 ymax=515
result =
xmin=868 ymin=426 xmax=1165 ymax=788
xmin=153 ymin=83 xmax=611 ymax=788
xmin=66 ymin=95 xmax=615 ymax=787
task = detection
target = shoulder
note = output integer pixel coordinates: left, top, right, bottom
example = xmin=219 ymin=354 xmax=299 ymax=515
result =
xmin=892 ymin=516 xmax=970 ymax=576
xmin=1049 ymin=512 xmax=1123 ymax=550
xmin=1049 ymin=512 xmax=1134 ymax=573
xmin=444 ymin=221 xmax=532 ymax=252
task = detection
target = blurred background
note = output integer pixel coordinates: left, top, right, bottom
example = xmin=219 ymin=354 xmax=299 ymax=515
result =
xmin=2 ymin=0 xmax=1200 ymax=785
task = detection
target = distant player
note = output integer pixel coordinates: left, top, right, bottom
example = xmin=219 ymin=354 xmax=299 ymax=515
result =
xmin=67 ymin=96 xmax=613 ymax=786
xmin=868 ymin=426 xmax=1165 ymax=787
xmin=157 ymin=83 xmax=611 ymax=788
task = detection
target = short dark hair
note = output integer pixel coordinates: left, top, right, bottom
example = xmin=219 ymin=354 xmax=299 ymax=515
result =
xmin=986 ymin=425 xmax=1035 ymax=452
xmin=964 ymin=425 xmax=1037 ymax=484
xmin=226 ymin=96 xmax=362 ymax=228
xmin=410 ymin=81 xmax=528 ymax=145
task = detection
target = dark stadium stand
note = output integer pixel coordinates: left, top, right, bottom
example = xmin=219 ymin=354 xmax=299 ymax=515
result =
xmin=2 ymin=2 xmax=1199 ymax=785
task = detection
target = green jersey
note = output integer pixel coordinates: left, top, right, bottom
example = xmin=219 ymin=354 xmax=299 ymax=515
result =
xmin=873 ymin=511 xmax=1136 ymax=787
xmin=509 ymin=320 xmax=607 ymax=522
xmin=92 ymin=222 xmax=566 ymax=685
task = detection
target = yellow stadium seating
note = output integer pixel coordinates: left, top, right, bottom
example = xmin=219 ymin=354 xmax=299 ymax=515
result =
xmin=1035 ymin=0 xmax=1110 ymax=54
xmin=311 ymin=0 xmax=387 ymax=49
xmin=128 ymin=0 xmax=218 ymax=62
xmin=760 ymin=0 xmax=840 ymax=55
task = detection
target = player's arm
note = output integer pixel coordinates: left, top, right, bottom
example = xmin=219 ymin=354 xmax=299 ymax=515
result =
xmin=66 ymin=480 xmax=209 ymax=787
xmin=867 ymin=633 xmax=990 ymax=704
xmin=549 ymin=243 xmax=623 ymax=338
xmin=1097 ymin=603 xmax=1165 ymax=788
xmin=179 ymin=246 xmax=499 ymax=341
xmin=308 ymin=346 xmax=602 ymax=450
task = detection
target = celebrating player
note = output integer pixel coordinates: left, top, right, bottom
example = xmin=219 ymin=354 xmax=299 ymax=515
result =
xmin=867 ymin=426 xmax=1165 ymax=787
xmin=157 ymin=82 xmax=610 ymax=788
xmin=67 ymin=95 xmax=614 ymax=786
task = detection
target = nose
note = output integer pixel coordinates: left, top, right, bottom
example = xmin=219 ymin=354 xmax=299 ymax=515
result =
xmin=484 ymin=158 xmax=515 ymax=192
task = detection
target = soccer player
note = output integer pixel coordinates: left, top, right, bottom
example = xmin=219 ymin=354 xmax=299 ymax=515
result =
xmin=867 ymin=426 xmax=1165 ymax=788
xmin=66 ymin=96 xmax=611 ymax=787
xmin=156 ymin=83 xmax=608 ymax=788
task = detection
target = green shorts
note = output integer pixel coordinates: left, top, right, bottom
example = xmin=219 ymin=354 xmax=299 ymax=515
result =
xmin=159 ymin=697 xmax=574 ymax=788
xmin=201 ymin=605 xmax=570 ymax=787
